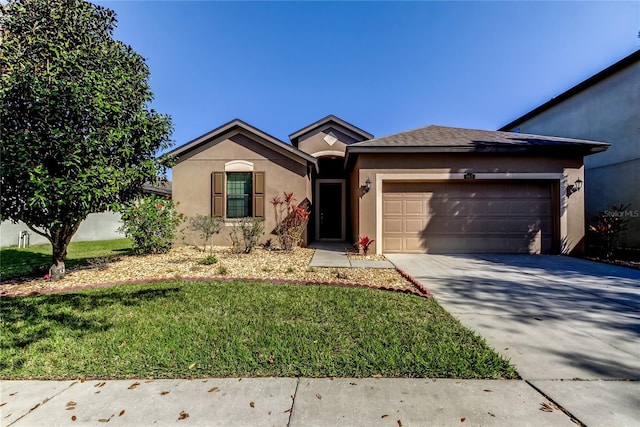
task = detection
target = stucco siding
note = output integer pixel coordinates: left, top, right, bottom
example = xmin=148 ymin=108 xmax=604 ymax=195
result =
xmin=173 ymin=130 xmax=310 ymax=247
xmin=352 ymin=154 xmax=586 ymax=255
xmin=502 ymin=59 xmax=640 ymax=247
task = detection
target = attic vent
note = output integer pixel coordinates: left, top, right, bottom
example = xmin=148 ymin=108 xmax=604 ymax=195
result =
xmin=323 ymin=131 xmax=338 ymax=147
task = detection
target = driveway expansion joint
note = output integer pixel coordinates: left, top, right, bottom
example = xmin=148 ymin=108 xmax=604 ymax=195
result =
xmin=524 ymin=380 xmax=586 ymax=427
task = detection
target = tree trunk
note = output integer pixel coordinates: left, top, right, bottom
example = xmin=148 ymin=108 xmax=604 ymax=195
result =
xmin=48 ymin=221 xmax=81 ymax=280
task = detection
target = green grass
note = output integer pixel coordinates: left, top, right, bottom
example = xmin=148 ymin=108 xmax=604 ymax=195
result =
xmin=0 ymin=239 xmax=132 ymax=280
xmin=0 ymin=280 xmax=517 ymax=379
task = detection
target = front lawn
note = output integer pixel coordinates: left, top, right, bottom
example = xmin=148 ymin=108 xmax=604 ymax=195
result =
xmin=0 ymin=280 xmax=517 ymax=379
xmin=0 ymin=239 xmax=131 ymax=280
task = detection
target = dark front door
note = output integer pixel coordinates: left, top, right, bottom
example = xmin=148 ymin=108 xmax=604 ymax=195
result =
xmin=318 ymin=182 xmax=343 ymax=239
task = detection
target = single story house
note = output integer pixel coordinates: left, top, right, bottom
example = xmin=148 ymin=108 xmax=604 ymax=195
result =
xmin=169 ymin=115 xmax=608 ymax=255
xmin=500 ymin=49 xmax=640 ymax=250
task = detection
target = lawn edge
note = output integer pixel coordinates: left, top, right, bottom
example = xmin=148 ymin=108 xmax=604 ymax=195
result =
xmin=0 ymin=275 xmax=431 ymax=299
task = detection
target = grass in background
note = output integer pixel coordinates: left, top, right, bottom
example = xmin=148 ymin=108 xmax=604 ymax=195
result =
xmin=0 ymin=280 xmax=518 ymax=379
xmin=0 ymin=239 xmax=132 ymax=280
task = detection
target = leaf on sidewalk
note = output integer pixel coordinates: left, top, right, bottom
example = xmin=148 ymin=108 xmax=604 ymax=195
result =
xmin=208 ymin=387 xmax=219 ymax=393
xmin=539 ymin=402 xmax=554 ymax=412
xmin=127 ymin=382 xmax=140 ymax=390
xmin=119 ymin=410 xmax=125 ymax=416
xmin=250 ymin=401 xmax=255 ymax=408
xmin=178 ymin=411 xmax=189 ymax=420
xmin=160 ymin=391 xmax=170 ymax=396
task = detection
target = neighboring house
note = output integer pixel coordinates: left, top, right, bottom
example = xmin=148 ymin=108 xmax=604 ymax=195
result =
xmin=0 ymin=181 xmax=172 ymax=248
xmin=170 ymin=115 xmax=608 ymax=255
xmin=500 ymin=49 xmax=640 ymax=250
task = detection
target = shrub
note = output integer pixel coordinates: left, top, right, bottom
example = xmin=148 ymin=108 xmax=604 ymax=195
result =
xmin=356 ymin=236 xmax=375 ymax=255
xmin=187 ymin=214 xmax=223 ymax=254
xmin=119 ymin=195 xmax=184 ymax=255
xmin=229 ymin=217 xmax=264 ymax=254
xmin=271 ymin=192 xmax=310 ymax=251
xmin=198 ymin=255 xmax=218 ymax=265
xmin=589 ymin=203 xmax=631 ymax=259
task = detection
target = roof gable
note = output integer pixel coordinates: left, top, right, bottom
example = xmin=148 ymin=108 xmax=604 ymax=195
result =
xmin=289 ymin=115 xmax=373 ymax=147
xmin=499 ymin=49 xmax=640 ymax=131
xmin=166 ymin=119 xmax=318 ymax=170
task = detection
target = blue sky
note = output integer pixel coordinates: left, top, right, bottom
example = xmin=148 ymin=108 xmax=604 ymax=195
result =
xmin=96 ymin=0 xmax=639 ymax=152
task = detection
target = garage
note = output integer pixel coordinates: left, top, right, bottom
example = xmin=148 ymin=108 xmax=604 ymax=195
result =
xmin=382 ymin=181 xmax=556 ymax=254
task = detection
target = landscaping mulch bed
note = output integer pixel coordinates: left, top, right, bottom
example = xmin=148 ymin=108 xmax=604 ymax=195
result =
xmin=0 ymin=246 xmax=420 ymax=297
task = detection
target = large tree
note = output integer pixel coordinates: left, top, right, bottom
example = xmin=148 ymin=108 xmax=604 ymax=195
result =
xmin=0 ymin=0 xmax=172 ymax=277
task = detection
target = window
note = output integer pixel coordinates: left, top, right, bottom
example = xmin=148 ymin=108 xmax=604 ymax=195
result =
xmin=226 ymin=172 xmax=252 ymax=218
xmin=211 ymin=171 xmax=265 ymax=219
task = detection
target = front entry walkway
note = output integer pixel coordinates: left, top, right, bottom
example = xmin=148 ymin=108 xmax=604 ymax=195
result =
xmin=386 ymin=253 xmax=640 ymax=426
xmin=309 ymin=242 xmax=394 ymax=268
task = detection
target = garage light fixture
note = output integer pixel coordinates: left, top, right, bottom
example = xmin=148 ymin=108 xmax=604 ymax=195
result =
xmin=365 ymin=178 xmax=372 ymax=193
xmin=568 ymin=178 xmax=583 ymax=195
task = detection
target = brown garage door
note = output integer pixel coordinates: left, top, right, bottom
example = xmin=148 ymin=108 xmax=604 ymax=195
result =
xmin=382 ymin=181 xmax=555 ymax=254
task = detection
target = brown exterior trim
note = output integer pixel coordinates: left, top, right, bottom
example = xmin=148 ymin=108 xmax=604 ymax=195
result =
xmin=550 ymin=181 xmax=561 ymax=254
xmin=253 ymin=171 xmax=265 ymax=218
xmin=211 ymin=172 xmax=224 ymax=217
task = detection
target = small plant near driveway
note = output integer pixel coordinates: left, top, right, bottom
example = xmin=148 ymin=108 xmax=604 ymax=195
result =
xmin=356 ymin=236 xmax=375 ymax=255
xmin=589 ymin=203 xmax=631 ymax=259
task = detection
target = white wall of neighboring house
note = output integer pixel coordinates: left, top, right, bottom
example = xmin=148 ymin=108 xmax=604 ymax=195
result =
xmin=0 ymin=212 xmax=124 ymax=247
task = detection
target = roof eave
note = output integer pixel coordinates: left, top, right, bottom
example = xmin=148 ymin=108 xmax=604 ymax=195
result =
xmin=344 ymin=144 xmax=608 ymax=169
xmin=164 ymin=119 xmax=318 ymax=171
xmin=499 ymin=49 xmax=640 ymax=131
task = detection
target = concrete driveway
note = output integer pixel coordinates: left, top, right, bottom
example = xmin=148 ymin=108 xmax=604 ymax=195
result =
xmin=386 ymin=254 xmax=640 ymax=426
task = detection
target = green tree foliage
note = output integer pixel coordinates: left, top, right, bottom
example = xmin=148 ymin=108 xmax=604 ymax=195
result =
xmin=0 ymin=0 xmax=172 ymax=276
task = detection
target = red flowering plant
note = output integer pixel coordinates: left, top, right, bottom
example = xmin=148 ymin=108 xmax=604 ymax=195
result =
xmin=588 ymin=203 xmax=631 ymax=259
xmin=357 ymin=236 xmax=375 ymax=255
xmin=119 ymin=195 xmax=185 ymax=254
xmin=272 ymin=192 xmax=310 ymax=251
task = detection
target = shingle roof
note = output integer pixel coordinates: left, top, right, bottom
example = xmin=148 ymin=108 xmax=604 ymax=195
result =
xmin=349 ymin=125 xmax=609 ymax=150
xmin=344 ymin=125 xmax=609 ymax=169
xmin=165 ymin=119 xmax=318 ymax=169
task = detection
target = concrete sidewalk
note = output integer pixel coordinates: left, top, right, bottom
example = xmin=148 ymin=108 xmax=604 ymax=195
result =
xmin=2 ymin=378 xmax=577 ymax=426
xmin=309 ymin=242 xmax=394 ymax=269
xmin=387 ymin=254 xmax=640 ymax=427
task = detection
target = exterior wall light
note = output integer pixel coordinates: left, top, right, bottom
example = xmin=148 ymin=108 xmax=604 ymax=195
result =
xmin=365 ymin=178 xmax=372 ymax=193
xmin=568 ymin=178 xmax=583 ymax=195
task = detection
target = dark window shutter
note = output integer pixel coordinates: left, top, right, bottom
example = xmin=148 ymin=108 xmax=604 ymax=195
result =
xmin=253 ymin=172 xmax=265 ymax=218
xmin=212 ymin=172 xmax=224 ymax=217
